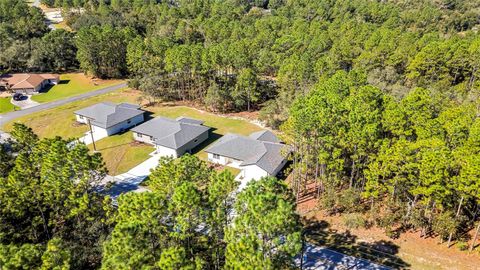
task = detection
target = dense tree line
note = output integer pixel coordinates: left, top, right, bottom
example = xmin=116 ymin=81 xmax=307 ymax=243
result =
xmin=0 ymin=0 xmax=78 ymax=73
xmin=50 ymin=0 xmax=480 ymax=116
xmin=0 ymin=124 xmax=302 ymax=269
xmin=4 ymin=0 xmax=480 ymax=116
xmin=282 ymin=71 xmax=480 ymax=250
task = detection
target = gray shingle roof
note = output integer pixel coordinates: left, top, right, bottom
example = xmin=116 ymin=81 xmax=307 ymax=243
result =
xmin=131 ymin=117 xmax=210 ymax=149
xmin=205 ymin=131 xmax=289 ymax=174
xmin=74 ymin=102 xmax=144 ymax=129
xmin=176 ymin=116 xmax=205 ymax=125
xmin=249 ymin=130 xmax=281 ymax=143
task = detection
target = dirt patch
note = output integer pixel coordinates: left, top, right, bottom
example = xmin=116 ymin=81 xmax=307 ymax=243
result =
xmin=129 ymin=141 xmax=147 ymax=147
xmin=71 ymin=121 xmax=83 ymax=127
xmin=298 ymin=197 xmax=480 ymax=269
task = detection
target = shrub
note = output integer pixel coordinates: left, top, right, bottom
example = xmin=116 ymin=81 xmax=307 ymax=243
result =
xmin=337 ymin=188 xmax=362 ymax=213
xmin=318 ymin=187 xmax=337 ymax=214
xmin=456 ymin=241 xmax=468 ymax=251
xmin=432 ymin=211 xmax=457 ymax=241
xmin=343 ymin=213 xmax=366 ymax=229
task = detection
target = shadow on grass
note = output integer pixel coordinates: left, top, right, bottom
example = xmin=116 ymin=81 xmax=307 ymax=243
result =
xmin=303 ymin=217 xmax=410 ymax=269
xmin=39 ymin=80 xmax=70 ymax=94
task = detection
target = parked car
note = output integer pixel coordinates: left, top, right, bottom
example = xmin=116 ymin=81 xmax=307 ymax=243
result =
xmin=12 ymin=93 xmax=23 ymax=101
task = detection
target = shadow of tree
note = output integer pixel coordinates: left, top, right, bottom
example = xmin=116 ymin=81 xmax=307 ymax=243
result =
xmin=303 ymin=217 xmax=410 ymax=269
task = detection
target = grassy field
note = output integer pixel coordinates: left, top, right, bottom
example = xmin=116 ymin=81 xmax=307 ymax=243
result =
xmin=0 ymin=97 xmax=17 ymax=114
xmin=2 ymin=88 xmax=135 ymax=138
xmin=88 ymin=132 xmax=153 ymax=175
xmin=31 ymin=73 xmax=123 ymax=103
xmin=3 ymin=89 xmax=263 ymax=175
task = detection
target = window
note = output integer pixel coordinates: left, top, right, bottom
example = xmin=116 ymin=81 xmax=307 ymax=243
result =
xmin=127 ymin=120 xmax=131 ymax=124
xmin=213 ymin=154 xmax=220 ymax=159
xmin=137 ymin=133 xmax=142 ymax=138
xmin=194 ymin=139 xmax=198 ymax=143
xmin=79 ymin=115 xmax=84 ymax=119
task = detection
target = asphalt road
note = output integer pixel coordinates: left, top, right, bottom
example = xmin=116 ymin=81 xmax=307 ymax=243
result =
xmin=297 ymin=243 xmax=392 ymax=270
xmin=0 ymin=82 xmax=127 ymax=128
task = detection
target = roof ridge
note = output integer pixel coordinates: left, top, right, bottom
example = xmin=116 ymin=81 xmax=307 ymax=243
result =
xmin=242 ymin=142 xmax=268 ymax=165
xmin=14 ymin=74 xmax=31 ymax=87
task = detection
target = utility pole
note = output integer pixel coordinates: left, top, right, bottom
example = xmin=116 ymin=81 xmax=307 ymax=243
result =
xmin=87 ymin=118 xmax=97 ymax=151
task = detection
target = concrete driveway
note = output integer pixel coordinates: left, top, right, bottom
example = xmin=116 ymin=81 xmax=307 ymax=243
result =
xmin=77 ymin=130 xmax=108 ymax=145
xmin=10 ymin=95 xmax=40 ymax=109
xmin=100 ymin=151 xmax=165 ymax=201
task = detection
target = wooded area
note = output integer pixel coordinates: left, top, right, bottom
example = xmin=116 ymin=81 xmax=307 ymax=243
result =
xmin=0 ymin=124 xmax=301 ymax=269
xmin=2 ymin=0 xmax=480 ymax=268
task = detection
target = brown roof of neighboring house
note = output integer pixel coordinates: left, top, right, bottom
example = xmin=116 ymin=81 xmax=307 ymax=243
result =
xmin=0 ymin=74 xmax=59 ymax=90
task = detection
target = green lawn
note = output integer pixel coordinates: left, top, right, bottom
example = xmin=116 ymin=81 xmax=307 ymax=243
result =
xmin=221 ymin=166 xmax=241 ymax=177
xmin=148 ymin=105 xmax=263 ymax=161
xmin=3 ymin=89 xmax=264 ymax=175
xmin=2 ymin=88 xmax=134 ymax=138
xmin=0 ymin=97 xmax=16 ymax=114
xmin=88 ymin=132 xmax=153 ymax=175
xmin=31 ymin=73 xmax=123 ymax=103
xmin=150 ymin=106 xmax=262 ymax=136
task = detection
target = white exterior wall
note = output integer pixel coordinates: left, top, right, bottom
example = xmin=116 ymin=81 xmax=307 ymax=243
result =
xmin=91 ymin=124 xmax=109 ymax=138
xmin=155 ymin=145 xmax=178 ymax=158
xmin=207 ymin=153 xmax=243 ymax=168
xmin=133 ymin=132 xmax=155 ymax=145
xmin=76 ymin=114 xmax=88 ymax=124
xmin=208 ymin=153 xmax=228 ymax=165
xmin=241 ymin=165 xmax=269 ymax=181
xmin=106 ymin=114 xmax=144 ymax=136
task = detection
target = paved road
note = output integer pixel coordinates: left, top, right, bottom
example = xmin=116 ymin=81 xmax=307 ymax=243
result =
xmin=0 ymin=83 xmax=127 ymax=127
xmin=297 ymin=243 xmax=392 ymax=270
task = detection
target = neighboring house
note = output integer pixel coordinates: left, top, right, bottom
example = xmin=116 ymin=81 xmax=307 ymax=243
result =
xmin=0 ymin=74 xmax=59 ymax=94
xmin=132 ymin=116 xmax=210 ymax=158
xmin=74 ymin=102 xmax=145 ymax=137
xmin=206 ymin=130 xmax=290 ymax=181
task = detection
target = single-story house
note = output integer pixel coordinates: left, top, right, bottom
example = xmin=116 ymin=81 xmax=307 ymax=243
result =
xmin=74 ymin=102 xmax=145 ymax=137
xmin=0 ymin=74 xmax=59 ymax=94
xmin=206 ymin=130 xmax=290 ymax=181
xmin=131 ymin=116 xmax=210 ymax=158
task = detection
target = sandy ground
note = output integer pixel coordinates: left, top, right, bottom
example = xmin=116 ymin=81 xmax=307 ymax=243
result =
xmin=298 ymin=197 xmax=480 ymax=270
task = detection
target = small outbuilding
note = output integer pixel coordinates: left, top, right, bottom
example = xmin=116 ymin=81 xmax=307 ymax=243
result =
xmin=131 ymin=116 xmax=210 ymax=158
xmin=74 ymin=102 xmax=145 ymax=138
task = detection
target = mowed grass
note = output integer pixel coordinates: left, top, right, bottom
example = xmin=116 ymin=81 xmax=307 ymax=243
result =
xmin=0 ymin=97 xmax=16 ymax=114
xmin=3 ymin=89 xmax=264 ymax=175
xmin=31 ymin=73 xmax=124 ymax=103
xmin=88 ymin=132 xmax=153 ymax=175
xmin=146 ymin=105 xmax=263 ymax=162
xmin=2 ymin=88 xmax=137 ymax=138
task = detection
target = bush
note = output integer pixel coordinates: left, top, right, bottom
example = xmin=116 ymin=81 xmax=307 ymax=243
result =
xmin=456 ymin=241 xmax=469 ymax=251
xmin=318 ymin=187 xmax=337 ymax=214
xmin=343 ymin=213 xmax=366 ymax=229
xmin=337 ymin=188 xmax=362 ymax=213
xmin=432 ymin=211 xmax=457 ymax=241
